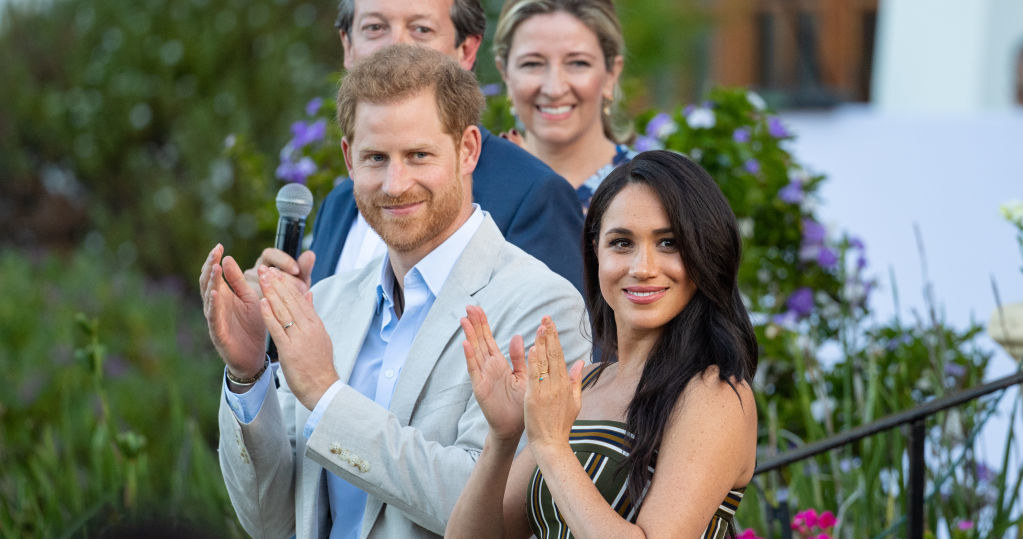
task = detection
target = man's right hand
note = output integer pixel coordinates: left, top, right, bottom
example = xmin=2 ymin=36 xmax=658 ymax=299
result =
xmin=199 ymin=244 xmax=268 ymax=381
xmin=243 ymin=248 xmax=315 ymax=298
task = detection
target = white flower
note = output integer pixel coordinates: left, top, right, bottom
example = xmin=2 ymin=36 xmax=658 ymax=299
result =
xmin=810 ymin=397 xmax=835 ymax=423
xmin=747 ymin=91 xmax=767 ymax=111
xmin=686 ymin=107 xmax=716 ymax=129
xmin=788 ymin=166 xmax=810 ymax=184
xmin=738 ymin=217 xmax=754 ymax=239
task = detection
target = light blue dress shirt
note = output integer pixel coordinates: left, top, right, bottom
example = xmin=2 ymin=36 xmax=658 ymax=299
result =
xmin=224 ymin=206 xmax=484 ymax=539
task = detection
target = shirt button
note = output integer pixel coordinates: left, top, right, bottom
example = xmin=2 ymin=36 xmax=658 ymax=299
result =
xmin=384 ymin=369 xmax=394 ymax=379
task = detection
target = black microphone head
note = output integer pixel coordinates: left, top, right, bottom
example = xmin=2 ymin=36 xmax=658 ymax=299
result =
xmin=276 ymin=183 xmax=313 ymax=219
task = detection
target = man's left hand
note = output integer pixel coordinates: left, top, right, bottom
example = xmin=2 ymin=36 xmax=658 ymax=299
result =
xmin=258 ymin=266 xmax=339 ymax=410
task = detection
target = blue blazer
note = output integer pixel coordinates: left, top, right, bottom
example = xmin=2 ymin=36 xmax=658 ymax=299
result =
xmin=309 ymin=127 xmax=585 ymax=292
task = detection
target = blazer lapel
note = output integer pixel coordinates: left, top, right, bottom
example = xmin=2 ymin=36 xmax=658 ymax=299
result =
xmin=387 ymin=216 xmax=503 ymax=427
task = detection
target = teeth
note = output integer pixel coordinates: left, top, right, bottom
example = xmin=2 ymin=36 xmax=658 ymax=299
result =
xmin=629 ymin=290 xmax=659 ymax=297
xmin=539 ymin=105 xmax=571 ymax=115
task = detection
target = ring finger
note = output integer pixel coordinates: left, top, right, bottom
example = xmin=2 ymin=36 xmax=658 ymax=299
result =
xmin=260 ymin=269 xmax=296 ymax=332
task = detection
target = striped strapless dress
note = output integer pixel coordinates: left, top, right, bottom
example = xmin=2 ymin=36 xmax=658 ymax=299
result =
xmin=526 ymin=419 xmax=745 ymax=538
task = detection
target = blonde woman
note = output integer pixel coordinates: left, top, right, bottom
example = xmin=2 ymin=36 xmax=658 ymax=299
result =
xmin=494 ymin=0 xmax=635 ymax=211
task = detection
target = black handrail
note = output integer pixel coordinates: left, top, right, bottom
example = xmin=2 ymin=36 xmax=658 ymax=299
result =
xmin=752 ymin=369 xmax=1023 ymax=538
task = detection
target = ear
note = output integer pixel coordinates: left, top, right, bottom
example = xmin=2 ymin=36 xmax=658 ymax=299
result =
xmin=458 ymin=125 xmax=482 ymax=178
xmin=340 ymin=29 xmax=355 ymax=70
xmin=455 ymin=34 xmax=483 ymax=71
xmin=341 ymin=136 xmax=354 ymax=172
xmin=603 ymin=54 xmax=624 ymax=101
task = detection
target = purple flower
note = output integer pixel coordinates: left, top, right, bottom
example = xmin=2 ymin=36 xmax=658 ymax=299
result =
xmin=290 ymin=119 xmax=326 ymax=148
xmin=481 ymin=83 xmax=502 ymax=97
xmin=817 ymin=247 xmax=838 ymax=270
xmin=802 ymin=219 xmax=826 ymax=244
xmin=944 ymin=362 xmax=966 ymax=378
xmin=634 ymin=135 xmax=661 ymax=152
xmin=976 ymin=462 xmax=995 ymax=482
xmin=772 ymin=311 xmax=798 ymax=327
xmin=778 ymin=181 xmax=804 ymax=204
xmin=645 ymin=112 xmax=677 ymax=139
xmin=305 ymin=97 xmax=323 ymax=117
xmin=957 ymin=520 xmax=974 ymax=531
xmin=885 ymin=334 xmax=912 ymax=351
xmin=849 ymin=236 xmax=865 ymax=250
xmin=786 ymin=288 xmax=814 ymax=317
xmin=768 ymin=116 xmax=790 ymax=138
xmin=744 ymin=159 xmax=760 ymax=175
xmin=275 ymin=156 xmax=316 ymax=183
xmin=732 ymin=127 xmax=751 ymax=143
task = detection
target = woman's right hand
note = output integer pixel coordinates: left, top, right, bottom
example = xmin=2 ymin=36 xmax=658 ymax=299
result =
xmin=461 ymin=305 xmax=528 ymax=442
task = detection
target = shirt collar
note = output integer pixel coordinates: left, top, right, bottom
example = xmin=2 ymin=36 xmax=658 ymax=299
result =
xmin=376 ymin=205 xmax=485 ymax=308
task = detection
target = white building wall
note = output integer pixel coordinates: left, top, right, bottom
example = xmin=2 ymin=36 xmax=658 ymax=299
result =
xmin=874 ymin=0 xmax=1023 ymax=111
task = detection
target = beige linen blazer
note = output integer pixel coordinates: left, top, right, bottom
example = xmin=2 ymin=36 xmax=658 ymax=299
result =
xmin=217 ymin=214 xmax=589 ymax=539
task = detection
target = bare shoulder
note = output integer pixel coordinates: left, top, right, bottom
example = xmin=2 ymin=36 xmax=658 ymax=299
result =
xmin=662 ymin=366 xmax=758 ymax=482
xmin=681 ymin=366 xmax=756 ymax=416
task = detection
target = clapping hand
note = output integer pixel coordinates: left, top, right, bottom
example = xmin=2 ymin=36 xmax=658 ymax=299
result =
xmin=460 ymin=305 xmax=528 ymax=442
xmin=258 ymin=266 xmax=338 ymax=410
xmin=524 ymin=317 xmax=584 ymax=453
xmin=199 ymin=244 xmax=267 ymax=382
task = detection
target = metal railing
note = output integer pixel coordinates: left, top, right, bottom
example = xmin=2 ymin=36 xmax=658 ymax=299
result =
xmin=753 ymin=370 xmax=1023 ymax=539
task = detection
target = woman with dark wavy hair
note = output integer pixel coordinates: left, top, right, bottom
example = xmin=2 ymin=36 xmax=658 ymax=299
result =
xmin=446 ymin=150 xmax=758 ymax=538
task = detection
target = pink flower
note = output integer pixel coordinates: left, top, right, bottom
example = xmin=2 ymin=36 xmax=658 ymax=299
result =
xmin=817 ymin=511 xmax=837 ymax=529
xmin=957 ymin=520 xmax=974 ymax=530
xmin=811 ymin=534 xmax=833 ymax=539
xmin=737 ymin=529 xmax=764 ymax=539
xmin=793 ymin=508 xmax=819 ymax=529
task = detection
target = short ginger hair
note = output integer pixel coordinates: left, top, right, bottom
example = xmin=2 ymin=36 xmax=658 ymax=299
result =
xmin=336 ymin=44 xmax=484 ymax=144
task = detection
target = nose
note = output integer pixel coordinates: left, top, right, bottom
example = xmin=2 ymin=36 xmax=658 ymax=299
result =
xmin=630 ymin=244 xmax=657 ymax=280
xmin=540 ymin=65 xmax=569 ymax=98
xmin=382 ymin=159 xmax=412 ymax=197
xmin=392 ymin=27 xmax=414 ymax=46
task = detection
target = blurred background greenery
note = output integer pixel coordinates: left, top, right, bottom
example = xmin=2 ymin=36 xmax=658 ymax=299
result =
xmin=1 ymin=0 xmax=1018 ymax=537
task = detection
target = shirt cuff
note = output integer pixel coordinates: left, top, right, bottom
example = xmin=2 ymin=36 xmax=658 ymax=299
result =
xmin=223 ymin=362 xmax=277 ymax=424
xmin=303 ymin=380 xmax=344 ymax=439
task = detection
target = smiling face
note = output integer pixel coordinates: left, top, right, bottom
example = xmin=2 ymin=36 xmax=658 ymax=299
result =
xmin=340 ymin=0 xmax=479 ymax=70
xmin=596 ymin=182 xmax=697 ymax=340
xmin=500 ymin=11 xmax=621 ymax=149
xmin=342 ymin=89 xmax=478 ymax=260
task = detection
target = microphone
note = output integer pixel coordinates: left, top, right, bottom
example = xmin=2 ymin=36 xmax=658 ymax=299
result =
xmin=267 ymin=183 xmax=314 ymax=362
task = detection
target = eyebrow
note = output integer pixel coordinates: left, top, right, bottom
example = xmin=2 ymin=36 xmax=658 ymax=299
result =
xmin=357 ymin=11 xmax=436 ymax=23
xmin=603 ymin=227 xmax=674 ymax=236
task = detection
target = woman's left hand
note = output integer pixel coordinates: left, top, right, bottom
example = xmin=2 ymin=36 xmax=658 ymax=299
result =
xmin=524 ymin=317 xmax=585 ymax=454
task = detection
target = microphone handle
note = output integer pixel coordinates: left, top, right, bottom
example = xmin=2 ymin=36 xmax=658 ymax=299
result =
xmin=267 ymin=216 xmax=307 ymax=362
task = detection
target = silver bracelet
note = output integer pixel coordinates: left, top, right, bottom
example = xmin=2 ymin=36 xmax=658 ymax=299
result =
xmin=226 ymin=357 xmax=270 ymax=386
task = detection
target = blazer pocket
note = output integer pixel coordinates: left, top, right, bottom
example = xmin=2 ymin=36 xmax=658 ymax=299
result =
xmin=413 ymin=381 xmax=474 ymax=418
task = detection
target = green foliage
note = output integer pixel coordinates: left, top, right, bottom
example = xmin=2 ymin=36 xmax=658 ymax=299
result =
xmin=0 ymin=247 xmax=241 ymax=537
xmin=0 ymin=0 xmax=341 ymax=280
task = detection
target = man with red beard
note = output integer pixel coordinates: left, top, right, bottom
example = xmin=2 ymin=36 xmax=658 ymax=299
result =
xmin=199 ymin=44 xmax=588 ymax=539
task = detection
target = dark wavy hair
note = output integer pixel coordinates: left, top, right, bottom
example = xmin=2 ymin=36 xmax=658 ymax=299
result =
xmin=581 ymin=150 xmax=758 ymax=507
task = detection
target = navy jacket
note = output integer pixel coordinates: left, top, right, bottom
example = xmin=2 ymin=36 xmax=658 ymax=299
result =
xmin=308 ymin=127 xmax=585 ymax=292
